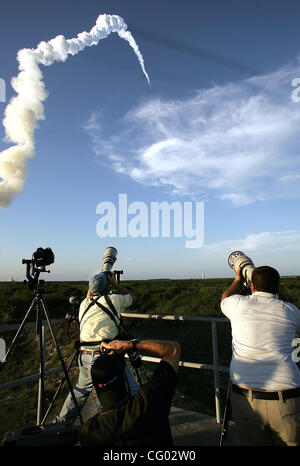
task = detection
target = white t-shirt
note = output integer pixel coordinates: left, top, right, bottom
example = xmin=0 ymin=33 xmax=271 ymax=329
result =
xmin=221 ymin=292 xmax=300 ymax=390
xmin=79 ymin=293 xmax=133 ymax=351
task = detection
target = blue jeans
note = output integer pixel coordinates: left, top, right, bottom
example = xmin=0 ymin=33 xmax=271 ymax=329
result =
xmin=53 ymin=352 xmax=139 ymax=424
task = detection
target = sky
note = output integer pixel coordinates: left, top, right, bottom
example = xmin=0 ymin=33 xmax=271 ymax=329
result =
xmin=0 ymin=0 xmax=300 ymax=281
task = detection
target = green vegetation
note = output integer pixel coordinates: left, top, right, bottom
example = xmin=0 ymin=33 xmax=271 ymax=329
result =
xmin=0 ymin=276 xmax=299 ymax=443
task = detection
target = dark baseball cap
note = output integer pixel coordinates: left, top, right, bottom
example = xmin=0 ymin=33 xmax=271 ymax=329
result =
xmin=91 ymin=353 xmax=128 ymax=410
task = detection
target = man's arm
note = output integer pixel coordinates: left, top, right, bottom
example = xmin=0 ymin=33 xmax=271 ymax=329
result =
xmin=221 ymin=267 xmax=243 ymax=301
xmin=108 ymin=272 xmax=136 ymax=304
xmin=100 ymin=339 xmax=181 ymax=373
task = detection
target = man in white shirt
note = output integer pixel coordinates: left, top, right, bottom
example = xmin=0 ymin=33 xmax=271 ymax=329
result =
xmin=221 ymin=265 xmax=300 ymax=446
xmin=53 ymin=271 xmax=138 ymax=424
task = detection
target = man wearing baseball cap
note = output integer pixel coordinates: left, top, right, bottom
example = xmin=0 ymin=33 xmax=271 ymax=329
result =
xmin=80 ymin=338 xmax=180 ymax=446
xmin=53 ymin=271 xmax=138 ymax=424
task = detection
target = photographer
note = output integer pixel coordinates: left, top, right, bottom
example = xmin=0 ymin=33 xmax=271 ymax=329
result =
xmin=221 ymin=266 xmax=300 ymax=446
xmin=80 ymin=339 xmax=180 ymax=447
xmin=53 ymin=271 xmax=139 ymax=424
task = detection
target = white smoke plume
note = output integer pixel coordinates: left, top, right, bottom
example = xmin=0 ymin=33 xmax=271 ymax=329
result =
xmin=0 ymin=14 xmax=150 ymax=208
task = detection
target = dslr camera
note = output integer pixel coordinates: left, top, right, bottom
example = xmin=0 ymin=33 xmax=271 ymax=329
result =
xmin=22 ymin=247 xmax=55 ymax=291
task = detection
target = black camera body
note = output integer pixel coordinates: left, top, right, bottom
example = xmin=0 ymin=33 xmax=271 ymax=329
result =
xmin=32 ymin=247 xmax=55 ymax=269
xmin=22 ymin=247 xmax=55 ymax=291
xmin=127 ymin=348 xmax=142 ymax=369
xmin=2 ymin=423 xmax=77 ymax=447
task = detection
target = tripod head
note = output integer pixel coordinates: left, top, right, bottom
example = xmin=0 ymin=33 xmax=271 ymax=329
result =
xmin=22 ymin=247 xmax=55 ymax=292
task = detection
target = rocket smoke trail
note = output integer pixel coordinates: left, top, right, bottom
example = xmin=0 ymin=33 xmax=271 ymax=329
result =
xmin=0 ymin=14 xmax=150 ymax=208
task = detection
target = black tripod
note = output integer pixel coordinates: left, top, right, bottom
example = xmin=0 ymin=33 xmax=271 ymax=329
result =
xmin=0 ymin=279 xmax=83 ymax=427
xmin=219 ymin=379 xmax=232 ymax=446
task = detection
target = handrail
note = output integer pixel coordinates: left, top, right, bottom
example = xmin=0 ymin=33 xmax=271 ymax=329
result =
xmin=0 ymin=313 xmax=230 ymax=423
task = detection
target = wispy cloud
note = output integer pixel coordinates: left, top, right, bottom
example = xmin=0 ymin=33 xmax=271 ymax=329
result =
xmin=84 ymin=58 xmax=300 ymax=205
xmin=203 ymin=230 xmax=300 ymax=255
xmin=200 ymin=230 xmax=300 ymax=277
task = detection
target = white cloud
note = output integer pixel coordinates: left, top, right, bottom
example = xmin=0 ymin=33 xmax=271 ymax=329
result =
xmin=203 ymin=230 xmax=300 ymax=255
xmin=199 ymin=230 xmax=300 ymax=277
xmin=84 ymin=57 xmax=300 ymax=205
xmin=83 ymin=111 xmax=101 ymax=132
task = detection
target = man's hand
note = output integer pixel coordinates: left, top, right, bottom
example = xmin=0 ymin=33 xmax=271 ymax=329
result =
xmin=234 ymin=266 xmax=243 ymax=284
xmin=100 ymin=339 xmax=181 ymax=373
xmin=107 ymin=271 xmax=118 ymax=287
xmin=100 ymin=339 xmax=131 ymax=355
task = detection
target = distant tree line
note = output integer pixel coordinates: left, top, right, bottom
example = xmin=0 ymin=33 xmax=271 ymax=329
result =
xmin=0 ymin=276 xmax=299 ymax=325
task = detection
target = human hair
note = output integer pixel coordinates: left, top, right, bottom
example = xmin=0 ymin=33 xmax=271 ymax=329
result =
xmin=252 ymin=266 xmax=280 ymax=294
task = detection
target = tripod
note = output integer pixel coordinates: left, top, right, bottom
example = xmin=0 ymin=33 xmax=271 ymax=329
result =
xmin=219 ymin=379 xmax=232 ymax=446
xmin=0 ymin=281 xmax=83 ymax=426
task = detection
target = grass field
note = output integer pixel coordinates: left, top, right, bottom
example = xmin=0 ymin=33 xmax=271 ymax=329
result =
xmin=0 ymin=276 xmax=299 ymax=443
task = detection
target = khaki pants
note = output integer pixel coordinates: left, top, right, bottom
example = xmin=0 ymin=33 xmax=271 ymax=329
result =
xmin=230 ymin=390 xmax=300 ymax=446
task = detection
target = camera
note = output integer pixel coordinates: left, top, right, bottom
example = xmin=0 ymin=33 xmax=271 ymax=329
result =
xmin=127 ymin=349 xmax=142 ymax=369
xmin=101 ymin=247 xmax=118 ymax=273
xmin=65 ymin=297 xmax=81 ymax=323
xmin=2 ymin=423 xmax=78 ymax=446
xmin=100 ymin=248 xmax=141 ymax=369
xmin=32 ymin=247 xmax=55 ymax=269
xmin=22 ymin=247 xmax=55 ymax=291
xmin=121 ymin=335 xmax=142 ymax=369
xmin=228 ymin=250 xmax=255 ymax=289
xmin=101 ymin=247 xmax=123 ymax=284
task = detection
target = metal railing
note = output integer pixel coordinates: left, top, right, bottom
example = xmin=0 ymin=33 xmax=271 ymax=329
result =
xmin=0 ymin=314 xmax=229 ymax=424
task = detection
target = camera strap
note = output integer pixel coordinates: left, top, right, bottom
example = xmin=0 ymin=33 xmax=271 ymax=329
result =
xmin=79 ymin=299 xmax=96 ymax=326
xmin=79 ymin=296 xmax=122 ymax=334
xmin=104 ymin=294 xmax=126 ymax=335
xmin=92 ymin=297 xmax=122 ymax=333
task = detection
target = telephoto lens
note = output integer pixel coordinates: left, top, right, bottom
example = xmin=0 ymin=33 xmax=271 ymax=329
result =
xmin=228 ymin=251 xmax=255 ymax=288
xmin=101 ymin=247 xmax=118 ymax=272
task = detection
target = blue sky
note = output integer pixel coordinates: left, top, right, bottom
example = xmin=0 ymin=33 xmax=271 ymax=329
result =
xmin=0 ymin=0 xmax=300 ymax=281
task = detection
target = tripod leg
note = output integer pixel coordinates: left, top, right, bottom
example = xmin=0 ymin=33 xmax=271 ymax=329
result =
xmin=40 ymin=348 xmax=78 ymax=426
xmin=219 ymin=379 xmax=232 ymax=446
xmin=40 ymin=298 xmax=83 ymax=425
xmin=36 ymin=319 xmax=46 ymax=425
xmin=0 ymin=297 xmax=37 ymax=372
